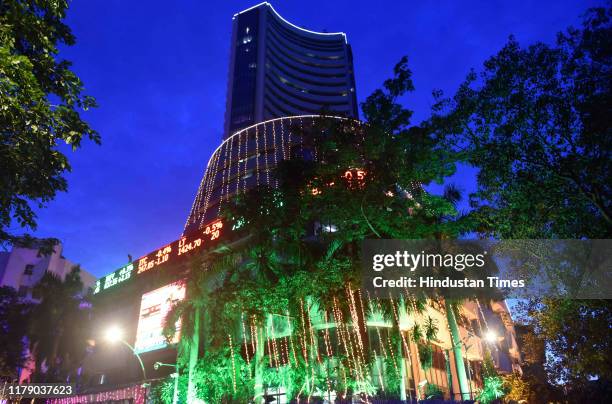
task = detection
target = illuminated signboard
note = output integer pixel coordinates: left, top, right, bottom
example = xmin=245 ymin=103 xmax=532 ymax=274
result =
xmin=93 ymin=219 xmax=225 ymax=295
xmin=134 ymin=281 xmax=186 ymax=353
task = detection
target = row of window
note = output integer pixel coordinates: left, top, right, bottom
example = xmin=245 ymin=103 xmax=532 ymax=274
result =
xmin=266 ymin=33 xmax=346 ymax=70
xmin=266 ymin=26 xmax=345 ymax=62
xmin=267 ymin=14 xmax=345 ymax=52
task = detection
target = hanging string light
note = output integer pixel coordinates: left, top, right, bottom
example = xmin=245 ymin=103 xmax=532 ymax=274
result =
xmin=287 ymin=312 xmax=299 ymax=364
xmin=299 ymin=299 xmax=310 ymax=363
xmin=241 ymin=313 xmax=252 ymax=373
xmin=263 ymin=119 xmax=270 ymax=186
xmin=229 ymin=334 xmax=238 ymax=393
xmin=271 ymin=120 xmax=280 ymax=188
xmin=255 ymin=124 xmax=261 ymax=186
xmin=270 ymin=315 xmax=281 ymax=368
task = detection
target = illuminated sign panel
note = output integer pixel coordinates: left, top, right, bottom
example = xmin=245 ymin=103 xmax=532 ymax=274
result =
xmin=93 ymin=219 xmax=225 ymax=295
xmin=134 ymin=281 xmax=186 ymax=353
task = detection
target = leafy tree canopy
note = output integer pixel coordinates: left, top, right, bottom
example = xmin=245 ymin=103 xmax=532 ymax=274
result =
xmin=0 ymin=286 xmax=32 ymax=380
xmin=0 ymin=0 xmax=99 ymax=248
xmin=430 ymin=3 xmax=612 ymax=395
xmin=432 ymin=5 xmax=611 ymax=239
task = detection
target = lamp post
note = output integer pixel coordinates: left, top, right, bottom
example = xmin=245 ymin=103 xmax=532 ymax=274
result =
xmin=105 ymin=326 xmax=147 ymax=381
xmin=155 ymin=362 xmax=179 ymax=404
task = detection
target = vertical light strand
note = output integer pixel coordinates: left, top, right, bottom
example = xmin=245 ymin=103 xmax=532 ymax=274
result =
xmin=385 ymin=327 xmax=400 ymax=377
xmin=287 ymin=118 xmax=292 ymax=159
xmin=271 ymin=120 xmax=279 ymax=188
xmin=299 ymin=299 xmax=309 ymax=362
xmin=242 ymin=129 xmax=249 ymax=193
xmin=313 ymin=117 xmax=318 ymax=161
xmin=333 ymin=297 xmax=359 ymax=381
xmin=252 ymin=315 xmax=259 ymax=359
xmin=237 ymin=128 xmax=243 ymax=194
xmin=255 ymin=124 xmax=261 ymax=186
xmin=229 ymin=334 xmax=237 ymax=393
xmin=242 ymin=313 xmax=251 ymax=373
xmin=235 ymin=130 xmax=241 ymax=196
xmin=210 ymin=150 xmax=223 ymax=222
xmin=266 ymin=324 xmax=273 ymax=368
xmin=270 ymin=316 xmax=280 ymax=368
xmin=298 ymin=117 xmax=304 ymax=156
xmin=323 ymin=311 xmax=333 ymax=357
xmin=263 ymin=121 xmax=270 ymax=186
xmin=200 ymin=150 xmax=219 ymax=227
xmin=221 ymin=139 xmax=231 ymax=204
xmin=287 ymin=312 xmax=299 ymax=364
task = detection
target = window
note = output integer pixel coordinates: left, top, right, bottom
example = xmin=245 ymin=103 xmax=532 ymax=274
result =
xmin=18 ymin=286 xmax=29 ymax=297
xmin=23 ymin=264 xmax=34 ymax=275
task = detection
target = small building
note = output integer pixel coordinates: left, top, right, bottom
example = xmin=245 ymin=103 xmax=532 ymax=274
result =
xmin=0 ymin=240 xmax=96 ymax=299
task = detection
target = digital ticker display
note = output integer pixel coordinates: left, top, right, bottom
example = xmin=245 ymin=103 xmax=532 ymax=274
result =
xmin=93 ymin=219 xmax=225 ymax=295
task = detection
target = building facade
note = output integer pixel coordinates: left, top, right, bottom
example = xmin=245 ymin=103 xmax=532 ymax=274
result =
xmin=185 ymin=115 xmax=357 ymax=232
xmin=0 ymin=241 xmax=96 ymax=300
xmin=224 ymin=2 xmax=358 ymax=138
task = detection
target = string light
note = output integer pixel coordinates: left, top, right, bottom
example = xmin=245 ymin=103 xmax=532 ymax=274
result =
xmin=271 ymin=119 xmax=279 ymax=188
xmin=47 ymin=385 xmax=147 ymax=404
xmin=242 ymin=313 xmax=251 ymax=373
xmin=229 ymin=334 xmax=237 ymax=393
xmin=255 ymin=124 xmax=261 ymax=186
xmin=287 ymin=312 xmax=298 ymax=364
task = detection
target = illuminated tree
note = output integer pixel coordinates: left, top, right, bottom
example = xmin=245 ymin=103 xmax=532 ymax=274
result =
xmin=188 ymin=56 xmax=476 ymax=402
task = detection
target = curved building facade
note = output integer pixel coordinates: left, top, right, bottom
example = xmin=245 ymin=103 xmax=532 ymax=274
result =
xmin=224 ymin=2 xmax=358 ymax=138
xmin=185 ymin=115 xmax=356 ymax=232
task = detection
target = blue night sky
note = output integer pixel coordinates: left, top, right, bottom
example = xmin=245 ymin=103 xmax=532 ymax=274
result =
xmin=30 ymin=0 xmax=602 ymax=278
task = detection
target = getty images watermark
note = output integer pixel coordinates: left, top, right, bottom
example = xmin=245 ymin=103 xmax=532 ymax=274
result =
xmin=361 ymin=240 xmax=611 ymax=300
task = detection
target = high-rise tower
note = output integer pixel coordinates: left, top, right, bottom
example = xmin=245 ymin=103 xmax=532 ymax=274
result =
xmin=223 ymin=2 xmax=358 ymax=138
xmin=185 ymin=3 xmax=360 ymax=232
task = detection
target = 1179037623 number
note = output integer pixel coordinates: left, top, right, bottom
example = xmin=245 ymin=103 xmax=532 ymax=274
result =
xmin=6 ymin=383 xmax=74 ymax=398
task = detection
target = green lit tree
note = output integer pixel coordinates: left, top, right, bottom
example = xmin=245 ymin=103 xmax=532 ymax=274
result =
xmin=206 ymin=56 xmax=477 ymax=402
xmin=0 ymin=0 xmax=99 ymax=249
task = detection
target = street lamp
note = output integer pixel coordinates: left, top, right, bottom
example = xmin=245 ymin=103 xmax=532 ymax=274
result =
xmin=105 ymin=325 xmax=147 ymax=380
xmin=484 ymin=330 xmax=498 ymax=344
xmin=155 ymin=362 xmax=179 ymax=404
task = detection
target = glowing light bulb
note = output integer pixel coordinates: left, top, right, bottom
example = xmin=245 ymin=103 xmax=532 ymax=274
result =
xmin=485 ymin=330 xmax=497 ymax=343
xmin=105 ymin=325 xmax=124 ymax=343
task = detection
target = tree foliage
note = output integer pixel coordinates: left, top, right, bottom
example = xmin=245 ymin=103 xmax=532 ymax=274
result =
xmin=0 ymin=0 xmax=99 ymax=247
xmin=517 ymin=298 xmax=612 ymax=388
xmin=0 ymin=286 xmax=32 ymax=380
xmin=433 ymin=6 xmax=611 ymax=239
xmin=432 ymin=3 xmax=612 ymax=397
xmin=28 ymin=265 xmax=90 ymax=382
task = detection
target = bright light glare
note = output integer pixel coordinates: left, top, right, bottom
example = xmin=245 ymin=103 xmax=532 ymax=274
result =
xmin=105 ymin=325 xmax=124 ymax=343
xmin=485 ymin=330 xmax=497 ymax=343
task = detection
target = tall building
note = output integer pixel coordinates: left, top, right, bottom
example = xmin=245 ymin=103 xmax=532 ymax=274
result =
xmin=186 ymin=3 xmax=359 ymax=233
xmin=224 ymin=2 xmax=358 ymax=138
